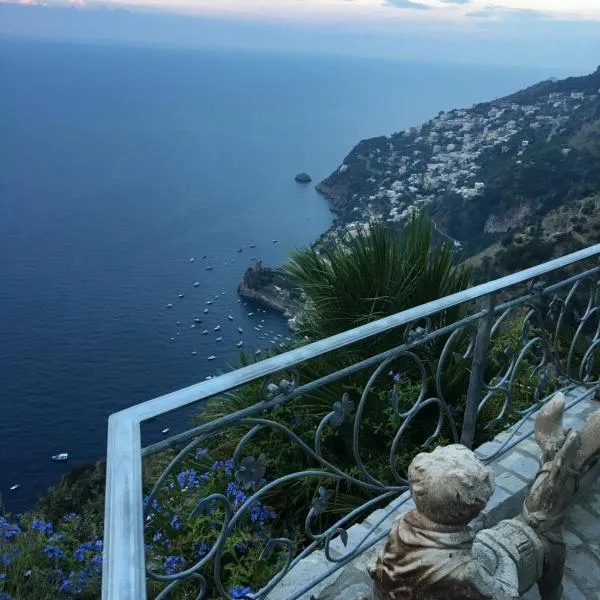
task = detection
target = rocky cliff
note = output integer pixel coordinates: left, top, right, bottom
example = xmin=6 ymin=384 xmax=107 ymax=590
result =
xmin=316 ymin=66 xmax=600 ymax=257
xmin=237 ymin=261 xmax=307 ymax=329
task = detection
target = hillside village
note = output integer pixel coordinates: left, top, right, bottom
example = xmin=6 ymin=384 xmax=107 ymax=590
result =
xmin=316 ymin=67 xmax=600 ymax=255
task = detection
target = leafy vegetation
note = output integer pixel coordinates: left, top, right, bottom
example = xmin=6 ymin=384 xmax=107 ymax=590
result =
xmin=2 ymin=216 xmax=594 ymax=599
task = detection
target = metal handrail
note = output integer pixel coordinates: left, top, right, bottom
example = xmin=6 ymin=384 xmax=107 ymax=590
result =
xmin=102 ymin=243 xmax=600 ymax=600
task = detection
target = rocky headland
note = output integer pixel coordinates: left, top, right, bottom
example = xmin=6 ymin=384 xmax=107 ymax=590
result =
xmin=237 ymin=260 xmax=308 ymax=330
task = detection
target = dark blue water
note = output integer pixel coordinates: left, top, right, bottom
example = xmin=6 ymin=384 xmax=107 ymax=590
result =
xmin=0 ymin=39 xmax=564 ymax=512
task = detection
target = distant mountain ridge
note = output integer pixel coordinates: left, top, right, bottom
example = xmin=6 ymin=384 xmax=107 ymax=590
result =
xmin=316 ymin=66 xmax=600 ymax=272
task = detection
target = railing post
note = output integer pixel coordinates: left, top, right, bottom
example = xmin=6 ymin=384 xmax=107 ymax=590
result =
xmin=460 ymin=294 xmax=496 ymax=449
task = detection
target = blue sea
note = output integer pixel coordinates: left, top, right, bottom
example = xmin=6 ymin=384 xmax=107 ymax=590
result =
xmin=0 ymin=38 xmax=565 ymax=512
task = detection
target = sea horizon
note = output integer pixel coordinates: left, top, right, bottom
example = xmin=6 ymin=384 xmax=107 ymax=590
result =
xmin=0 ymin=38 xmax=571 ymax=512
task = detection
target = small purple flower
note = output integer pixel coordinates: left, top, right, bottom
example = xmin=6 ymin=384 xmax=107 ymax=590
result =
xmin=152 ymin=531 xmax=163 ymax=543
xmin=393 ymin=373 xmax=401 ymax=382
xmin=1 ymin=520 xmax=21 ymax=541
xmin=192 ymin=542 xmax=211 ymax=559
xmin=230 ymin=586 xmax=253 ymax=599
xmin=43 ymin=545 xmax=64 ymax=558
xmin=170 ymin=514 xmax=182 ymax=531
xmin=195 ymin=447 xmax=209 ymax=460
xmin=31 ymin=519 xmax=53 ymax=536
xmin=62 ymin=513 xmax=81 ymax=523
xmin=0 ymin=549 xmax=20 ymax=566
xmin=163 ymin=555 xmax=185 ymax=575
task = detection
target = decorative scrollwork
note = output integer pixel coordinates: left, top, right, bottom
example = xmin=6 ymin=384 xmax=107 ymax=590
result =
xmin=137 ymin=259 xmax=600 ymax=599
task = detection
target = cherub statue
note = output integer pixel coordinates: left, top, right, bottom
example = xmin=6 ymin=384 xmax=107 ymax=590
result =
xmin=367 ymin=393 xmax=600 ymax=600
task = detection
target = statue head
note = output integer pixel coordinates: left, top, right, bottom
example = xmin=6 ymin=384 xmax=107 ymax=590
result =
xmin=409 ymin=444 xmax=494 ymax=527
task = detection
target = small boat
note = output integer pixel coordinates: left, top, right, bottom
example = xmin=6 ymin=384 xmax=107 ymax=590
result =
xmin=238 ymin=299 xmax=241 ymax=303
xmin=176 ymin=332 xmax=181 ymax=336
xmin=202 ymin=255 xmax=207 ymax=259
xmin=170 ymin=337 xmax=175 ymax=341
xmin=254 ymin=326 xmax=261 ymax=331
xmin=51 ymin=453 xmax=69 ymax=462
xmin=178 ymin=294 xmax=184 ymax=299
xmin=205 ymin=375 xmax=212 ymax=380
xmin=216 ymin=336 xmax=223 ymax=341
xmin=255 ymin=350 xmax=262 ymax=356
xmin=248 ymin=312 xmax=254 ymax=317
xmin=202 ymin=330 xmax=208 ymax=335
xmin=176 ymin=321 xmax=181 ymax=325
xmin=166 ymin=303 xmax=173 ymax=309
xmin=214 ymin=325 xmax=221 ymax=331
xmin=237 ymin=341 xmax=244 ymax=348
xmin=193 ymin=282 xmax=200 ymax=287
xmin=191 ymin=351 xmax=197 ymax=356
xmin=249 ymin=244 xmax=256 ymax=248
xmin=272 ymin=240 xmax=278 ymax=244
xmin=190 ymin=257 xmax=194 ymax=263
xmin=238 ymin=327 xmax=243 ymax=333
xmin=9 ymin=484 xmax=20 ymax=491
xmin=214 ymin=295 xmax=219 ymax=299
xmin=208 ymin=355 xmax=216 ymax=361
xmin=204 ymin=308 xmax=209 ymax=314
xmin=237 ymin=248 xmax=243 ymax=253
xmin=228 ymin=315 xmax=233 ymax=321
xmin=194 ymin=318 xmax=202 ymax=323
xmin=206 ymin=267 xmax=214 ymax=271
xmin=221 ymin=291 xmax=226 ymax=295
xmin=161 ymin=428 xmax=170 ymax=435
xmin=191 ymin=324 xmax=196 ymax=329
xmin=260 ymin=319 xmax=265 ymax=323
xmin=206 ymin=300 xmax=213 ymax=305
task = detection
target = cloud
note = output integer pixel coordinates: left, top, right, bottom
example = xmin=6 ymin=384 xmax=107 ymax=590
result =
xmin=384 ymin=0 xmax=431 ymax=9
xmin=467 ymin=5 xmax=551 ymax=21
xmin=439 ymin=0 xmax=471 ymax=4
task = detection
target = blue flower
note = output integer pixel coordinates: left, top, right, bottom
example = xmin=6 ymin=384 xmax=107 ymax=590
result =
xmin=59 ymin=572 xmax=85 ymax=595
xmin=163 ymin=555 xmax=185 ymax=575
xmin=152 ymin=531 xmax=163 ymax=543
xmin=1 ymin=519 xmax=21 ymax=541
xmin=212 ymin=459 xmax=234 ymax=476
xmin=170 ymin=514 xmax=182 ymax=531
xmin=230 ymin=586 xmax=253 ymax=599
xmin=62 ymin=513 xmax=81 ymax=523
xmin=393 ymin=373 xmax=401 ymax=382
xmin=43 ymin=545 xmax=64 ymax=558
xmin=73 ymin=547 xmax=87 ymax=562
xmin=0 ymin=549 xmax=20 ymax=566
xmin=226 ymin=482 xmax=247 ymax=507
xmin=49 ymin=533 xmax=64 ymax=543
xmin=195 ymin=447 xmax=209 ymax=460
xmin=31 ymin=519 xmax=53 ymax=536
xmin=192 ymin=542 xmax=211 ymax=559
xmin=177 ymin=469 xmax=202 ymax=489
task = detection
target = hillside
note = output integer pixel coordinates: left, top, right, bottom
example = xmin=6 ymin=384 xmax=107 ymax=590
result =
xmin=316 ymin=66 xmax=600 ymax=264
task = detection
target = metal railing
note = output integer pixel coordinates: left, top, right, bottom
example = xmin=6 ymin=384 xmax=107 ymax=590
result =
xmin=103 ymin=244 xmax=600 ymax=600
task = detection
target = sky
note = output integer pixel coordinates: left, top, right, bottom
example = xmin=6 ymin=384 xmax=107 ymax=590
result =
xmin=0 ymin=1 xmax=599 ymax=70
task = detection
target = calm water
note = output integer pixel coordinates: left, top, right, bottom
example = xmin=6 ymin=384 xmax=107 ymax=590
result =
xmin=0 ymin=39 xmax=563 ymax=512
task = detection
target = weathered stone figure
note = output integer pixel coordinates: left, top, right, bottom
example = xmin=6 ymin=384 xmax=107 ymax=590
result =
xmin=368 ymin=393 xmax=600 ymax=599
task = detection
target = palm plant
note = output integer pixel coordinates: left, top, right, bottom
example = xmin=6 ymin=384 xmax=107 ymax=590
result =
xmin=283 ymin=214 xmax=472 ymax=347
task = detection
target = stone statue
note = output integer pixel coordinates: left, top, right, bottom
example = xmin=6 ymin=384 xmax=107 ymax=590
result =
xmin=367 ymin=392 xmax=600 ymax=600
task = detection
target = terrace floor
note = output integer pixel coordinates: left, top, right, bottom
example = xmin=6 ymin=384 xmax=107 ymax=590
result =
xmin=522 ymin=476 xmax=600 ymax=600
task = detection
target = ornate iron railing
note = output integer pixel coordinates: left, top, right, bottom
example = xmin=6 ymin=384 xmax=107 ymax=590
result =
xmin=103 ymin=245 xmax=600 ymax=600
